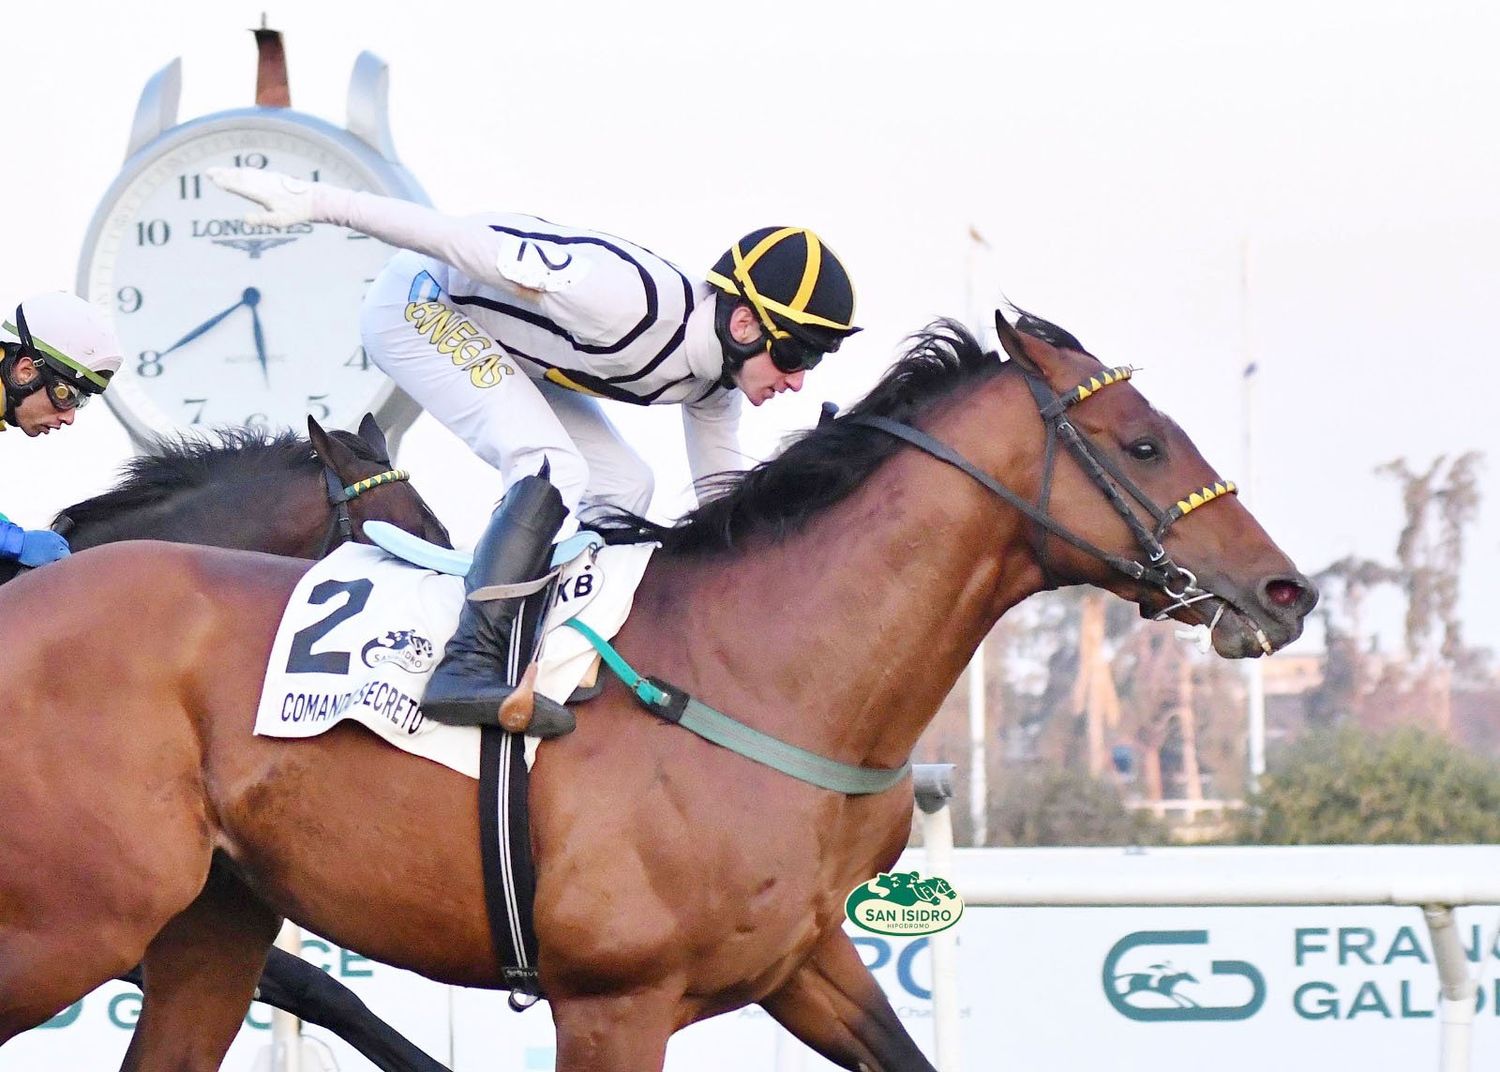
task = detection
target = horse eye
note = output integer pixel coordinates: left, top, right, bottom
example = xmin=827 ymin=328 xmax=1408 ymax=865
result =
xmin=1127 ymin=439 xmax=1160 ymax=461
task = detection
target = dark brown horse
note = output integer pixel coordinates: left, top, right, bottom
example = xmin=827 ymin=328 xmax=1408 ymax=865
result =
xmin=58 ymin=414 xmax=450 ymax=555
xmin=0 ymin=313 xmax=1315 ymax=1071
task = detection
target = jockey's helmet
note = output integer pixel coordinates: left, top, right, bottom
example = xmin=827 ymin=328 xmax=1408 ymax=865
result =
xmin=706 ymin=227 xmax=860 ymax=377
xmin=1 ymin=292 xmax=122 ymax=415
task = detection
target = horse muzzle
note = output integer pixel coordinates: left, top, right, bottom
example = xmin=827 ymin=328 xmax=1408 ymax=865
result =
xmin=1198 ymin=571 xmax=1319 ymax=658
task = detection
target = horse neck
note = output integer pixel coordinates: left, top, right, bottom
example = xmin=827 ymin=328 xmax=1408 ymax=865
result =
xmin=68 ymin=467 xmax=330 ymax=556
xmin=635 ymin=416 xmax=1045 ymax=770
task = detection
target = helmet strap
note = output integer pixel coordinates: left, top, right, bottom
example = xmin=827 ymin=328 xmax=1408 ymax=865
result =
xmin=713 ymin=291 xmax=768 ymax=388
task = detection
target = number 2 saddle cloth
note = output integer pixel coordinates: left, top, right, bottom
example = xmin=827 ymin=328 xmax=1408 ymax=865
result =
xmin=252 ymin=535 xmax=656 ymax=1001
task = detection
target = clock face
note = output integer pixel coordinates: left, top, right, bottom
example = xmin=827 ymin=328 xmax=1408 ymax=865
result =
xmin=82 ymin=122 xmax=401 ymax=436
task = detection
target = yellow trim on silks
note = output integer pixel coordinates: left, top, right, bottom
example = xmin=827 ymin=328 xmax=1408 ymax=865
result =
xmin=791 ymin=232 xmax=822 ymax=315
xmin=545 ymin=368 xmax=606 ymax=397
xmin=705 ymin=228 xmax=858 ymax=339
xmin=1173 ymin=481 xmax=1238 ymax=518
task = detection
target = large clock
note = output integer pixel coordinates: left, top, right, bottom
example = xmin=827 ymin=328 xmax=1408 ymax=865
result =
xmin=76 ymin=51 xmax=428 ymax=449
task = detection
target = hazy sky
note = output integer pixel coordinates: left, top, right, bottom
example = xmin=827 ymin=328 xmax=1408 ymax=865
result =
xmin=4 ymin=0 xmax=1497 ymax=654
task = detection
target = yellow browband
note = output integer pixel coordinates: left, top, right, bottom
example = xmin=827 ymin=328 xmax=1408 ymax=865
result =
xmin=1068 ymin=366 xmax=1134 ymax=405
xmin=1169 ymin=481 xmax=1238 ymax=521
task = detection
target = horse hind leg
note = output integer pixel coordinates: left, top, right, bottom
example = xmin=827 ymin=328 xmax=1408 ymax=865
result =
xmin=120 ymin=861 xmax=281 ymax=1072
xmin=0 ymin=928 xmax=143 ymax=1046
xmin=761 ymin=928 xmax=936 ymax=1072
xmin=0 ymin=864 xmax=204 ymax=1045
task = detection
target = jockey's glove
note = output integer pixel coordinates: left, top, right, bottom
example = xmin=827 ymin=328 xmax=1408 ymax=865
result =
xmin=206 ymin=167 xmax=319 ymax=228
xmin=0 ymin=520 xmax=71 ymax=566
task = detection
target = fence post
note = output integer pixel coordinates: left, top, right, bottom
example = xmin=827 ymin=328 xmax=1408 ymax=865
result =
xmin=271 ymin=921 xmax=304 ymax=1072
xmin=915 ymin=764 xmax=961 ymax=1072
xmin=1424 ymin=905 xmax=1476 ymax=1072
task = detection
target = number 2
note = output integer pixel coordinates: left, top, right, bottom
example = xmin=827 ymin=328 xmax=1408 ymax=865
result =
xmin=285 ymin=579 xmax=373 ymax=674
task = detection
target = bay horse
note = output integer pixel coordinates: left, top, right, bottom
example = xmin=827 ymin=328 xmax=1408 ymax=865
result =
xmin=0 ymin=312 xmax=1316 ymax=1071
xmin=56 ymin=414 xmax=450 ymax=556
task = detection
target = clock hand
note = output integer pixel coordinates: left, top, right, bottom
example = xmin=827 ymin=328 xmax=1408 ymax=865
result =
xmin=244 ymin=287 xmax=269 ymax=385
xmin=158 ymin=294 xmax=248 ymax=358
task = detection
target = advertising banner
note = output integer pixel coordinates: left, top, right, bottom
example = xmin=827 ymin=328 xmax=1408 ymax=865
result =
xmin=5 ymin=902 xmax=1497 ymax=1070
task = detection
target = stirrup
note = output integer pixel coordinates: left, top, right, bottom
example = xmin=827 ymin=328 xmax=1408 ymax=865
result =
xmin=498 ymin=665 xmax=576 ymax=739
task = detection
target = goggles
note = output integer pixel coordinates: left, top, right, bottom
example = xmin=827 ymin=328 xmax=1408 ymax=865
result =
xmin=38 ymin=367 xmax=91 ymax=410
xmin=768 ymin=335 xmax=828 ymax=374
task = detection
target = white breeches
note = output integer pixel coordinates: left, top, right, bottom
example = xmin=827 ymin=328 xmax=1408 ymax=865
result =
xmin=360 ymin=252 xmax=654 ymax=524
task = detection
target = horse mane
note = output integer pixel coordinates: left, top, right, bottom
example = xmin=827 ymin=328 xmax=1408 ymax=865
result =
xmin=597 ymin=313 xmax=1084 ymax=554
xmin=57 ymin=426 xmax=381 ymax=530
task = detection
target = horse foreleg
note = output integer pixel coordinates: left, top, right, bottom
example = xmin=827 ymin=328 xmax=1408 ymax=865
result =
xmin=550 ymin=989 xmax=680 ymax=1072
xmin=761 ymin=929 xmax=936 ymax=1072
xmin=120 ymin=862 xmax=281 ymax=1072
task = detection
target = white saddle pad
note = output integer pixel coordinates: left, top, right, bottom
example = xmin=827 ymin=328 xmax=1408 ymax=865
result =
xmin=253 ymin=540 xmax=655 ymax=778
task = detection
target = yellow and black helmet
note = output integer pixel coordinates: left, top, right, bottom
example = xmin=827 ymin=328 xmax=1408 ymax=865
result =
xmin=706 ymin=227 xmax=860 ymax=375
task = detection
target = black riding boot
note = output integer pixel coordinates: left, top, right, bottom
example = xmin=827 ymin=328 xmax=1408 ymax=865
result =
xmin=421 ymin=470 xmax=570 ymax=733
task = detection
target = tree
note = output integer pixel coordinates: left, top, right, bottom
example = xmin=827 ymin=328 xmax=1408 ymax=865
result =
xmin=989 ymin=763 xmax=1165 ymax=846
xmin=1237 ymin=726 xmax=1500 ymax=844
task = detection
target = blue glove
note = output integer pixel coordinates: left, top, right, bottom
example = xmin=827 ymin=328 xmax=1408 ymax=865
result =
xmin=0 ymin=520 xmax=71 ymax=567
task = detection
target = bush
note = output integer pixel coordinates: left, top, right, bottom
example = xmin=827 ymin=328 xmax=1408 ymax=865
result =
xmin=1238 ymin=726 xmax=1500 ymax=844
xmin=990 ymin=765 xmax=1165 ymax=846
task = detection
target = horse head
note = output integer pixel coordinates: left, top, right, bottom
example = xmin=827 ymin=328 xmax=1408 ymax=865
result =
xmin=308 ymin=414 xmax=452 ymax=550
xmin=986 ymin=309 xmax=1317 ymax=657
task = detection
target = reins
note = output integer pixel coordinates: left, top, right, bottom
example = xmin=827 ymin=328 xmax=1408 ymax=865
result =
xmin=849 ymin=362 xmax=1243 ymax=629
xmin=551 ymin=355 xmax=1248 ymax=798
xmin=317 ymin=464 xmax=410 ymax=558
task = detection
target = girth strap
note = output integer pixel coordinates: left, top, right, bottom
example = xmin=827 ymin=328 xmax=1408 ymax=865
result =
xmin=562 ymin=620 xmax=911 ymax=796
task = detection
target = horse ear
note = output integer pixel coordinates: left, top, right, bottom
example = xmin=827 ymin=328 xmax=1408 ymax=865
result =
xmin=994 ymin=309 xmax=1039 ymax=371
xmin=357 ymin=412 xmax=391 ymax=464
xmin=307 ymin=414 xmax=354 ymax=474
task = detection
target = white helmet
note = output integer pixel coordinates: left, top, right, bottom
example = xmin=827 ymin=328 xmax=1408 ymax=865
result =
xmin=2 ymin=292 xmax=123 ymax=399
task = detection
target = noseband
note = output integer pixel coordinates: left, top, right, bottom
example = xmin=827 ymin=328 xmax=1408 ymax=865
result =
xmin=848 ymin=363 xmax=1238 ymax=619
xmin=318 ymin=464 xmax=411 ymax=558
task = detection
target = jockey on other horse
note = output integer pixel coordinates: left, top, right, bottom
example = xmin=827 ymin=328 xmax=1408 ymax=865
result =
xmin=211 ymin=166 xmax=862 ymax=732
xmin=0 ymin=292 xmax=122 ymax=569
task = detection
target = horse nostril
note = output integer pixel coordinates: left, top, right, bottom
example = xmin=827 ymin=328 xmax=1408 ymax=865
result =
xmin=1266 ymin=581 xmax=1301 ymax=608
xmin=1262 ymin=576 xmax=1316 ymax=615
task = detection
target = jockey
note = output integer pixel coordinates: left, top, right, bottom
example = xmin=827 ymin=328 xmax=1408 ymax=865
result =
xmin=208 ymin=167 xmax=860 ymax=727
xmin=0 ymin=292 xmax=122 ymax=568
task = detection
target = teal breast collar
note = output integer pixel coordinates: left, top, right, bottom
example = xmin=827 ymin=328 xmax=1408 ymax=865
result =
xmin=562 ymin=619 xmax=910 ymax=796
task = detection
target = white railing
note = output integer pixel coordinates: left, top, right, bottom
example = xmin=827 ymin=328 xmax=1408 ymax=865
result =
xmin=912 ymin=765 xmax=1500 ymax=1072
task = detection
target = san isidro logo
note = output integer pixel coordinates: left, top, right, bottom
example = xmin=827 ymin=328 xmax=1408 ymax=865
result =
xmin=845 ymin=870 xmax=964 ymax=936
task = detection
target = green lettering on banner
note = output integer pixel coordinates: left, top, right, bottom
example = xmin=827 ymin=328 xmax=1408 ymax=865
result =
xmin=1293 ymin=981 xmax=1339 ymax=1020
xmin=1294 ymin=928 xmax=1328 ymax=966
xmin=301 ymin=937 xmax=334 ymax=973
xmin=1384 ymin=926 xmax=1429 ymax=965
xmin=39 ymin=1000 xmax=83 ymax=1029
xmin=109 ymin=992 xmax=142 ymax=1028
xmin=1348 ymin=981 xmax=1393 ymax=1019
xmin=1338 ymin=927 xmax=1377 ymax=966
xmin=1400 ymin=980 xmax=1435 ymax=1018
xmin=341 ymin=948 xmax=374 ymax=978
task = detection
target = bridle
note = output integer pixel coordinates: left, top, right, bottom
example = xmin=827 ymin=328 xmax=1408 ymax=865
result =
xmin=848 ymin=361 xmax=1260 ymax=645
xmin=318 ymin=462 xmax=411 ymax=558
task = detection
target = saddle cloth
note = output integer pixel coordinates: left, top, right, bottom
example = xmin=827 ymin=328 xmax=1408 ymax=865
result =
xmin=253 ymin=539 xmax=655 ymax=777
